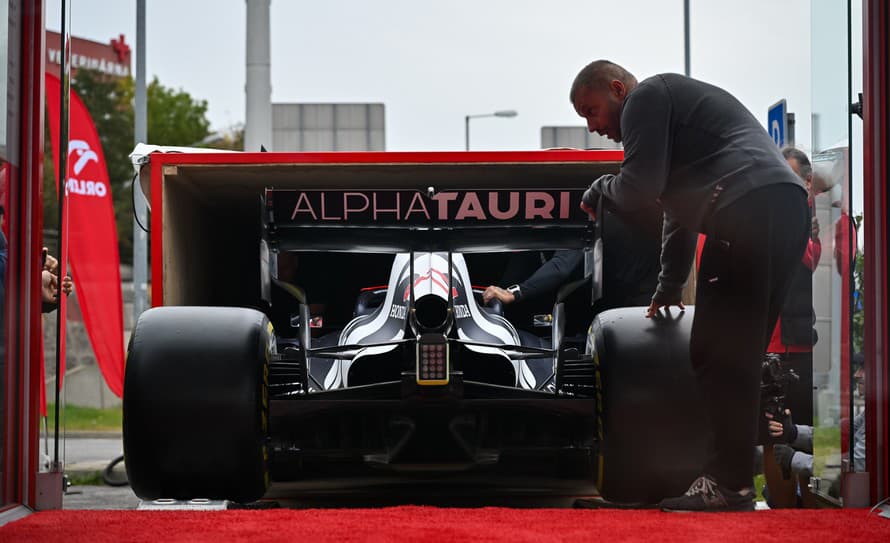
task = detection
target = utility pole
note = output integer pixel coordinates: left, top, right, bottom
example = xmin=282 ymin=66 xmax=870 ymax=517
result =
xmin=684 ymin=0 xmax=691 ymax=77
xmin=133 ymin=0 xmax=148 ymax=321
xmin=245 ymin=0 xmax=272 ymax=151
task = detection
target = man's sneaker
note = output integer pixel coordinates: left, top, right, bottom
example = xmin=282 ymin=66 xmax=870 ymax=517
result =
xmin=659 ymin=475 xmax=755 ymax=512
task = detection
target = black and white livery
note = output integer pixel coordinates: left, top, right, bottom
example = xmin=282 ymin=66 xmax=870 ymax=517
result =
xmin=123 ymin=185 xmax=705 ymax=506
xmin=302 ymin=252 xmax=555 ymax=393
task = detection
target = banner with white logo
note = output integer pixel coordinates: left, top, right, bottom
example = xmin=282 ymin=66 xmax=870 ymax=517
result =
xmin=45 ymin=72 xmax=124 ymax=400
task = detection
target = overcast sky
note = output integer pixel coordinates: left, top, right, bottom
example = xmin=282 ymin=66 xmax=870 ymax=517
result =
xmin=46 ymin=0 xmax=815 ymax=152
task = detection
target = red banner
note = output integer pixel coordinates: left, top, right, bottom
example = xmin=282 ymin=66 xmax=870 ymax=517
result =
xmin=45 ymin=72 xmax=125 ymax=399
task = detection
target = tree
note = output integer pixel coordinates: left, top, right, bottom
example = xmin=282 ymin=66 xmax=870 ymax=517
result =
xmin=43 ymin=70 xmax=213 ymax=261
xmin=146 ymin=77 xmax=211 ymax=147
xmin=199 ymin=124 xmax=244 ymax=151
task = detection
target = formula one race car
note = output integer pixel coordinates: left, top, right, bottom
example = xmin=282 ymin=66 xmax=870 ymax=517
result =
xmin=123 ymin=150 xmax=705 ymax=505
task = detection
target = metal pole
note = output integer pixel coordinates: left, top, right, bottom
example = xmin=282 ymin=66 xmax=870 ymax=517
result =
xmin=845 ymin=0 xmax=856 ymax=476
xmin=53 ymin=0 xmax=71 ymax=471
xmin=465 ymin=115 xmax=470 ymax=151
xmin=133 ymin=0 xmax=148 ymax=322
xmin=245 ymin=0 xmax=273 ymax=151
xmin=684 ymin=0 xmax=691 ymax=77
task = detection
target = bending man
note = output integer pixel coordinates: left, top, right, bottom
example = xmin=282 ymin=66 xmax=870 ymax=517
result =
xmin=572 ymin=60 xmax=808 ymax=512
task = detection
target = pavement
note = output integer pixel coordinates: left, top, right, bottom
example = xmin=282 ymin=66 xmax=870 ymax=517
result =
xmin=62 ymin=485 xmax=141 ymax=510
xmin=39 ymin=433 xmax=140 ymax=510
xmin=40 ymin=433 xmax=123 ymax=474
xmin=46 ymin=434 xmax=596 ymax=510
xmin=43 ymin=433 xmax=774 ymax=511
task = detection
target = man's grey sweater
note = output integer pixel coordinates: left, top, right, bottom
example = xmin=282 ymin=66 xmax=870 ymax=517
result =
xmin=590 ymin=73 xmax=806 ymax=302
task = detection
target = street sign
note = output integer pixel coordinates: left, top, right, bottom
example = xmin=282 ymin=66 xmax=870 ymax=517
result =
xmin=768 ymin=99 xmax=789 ymax=147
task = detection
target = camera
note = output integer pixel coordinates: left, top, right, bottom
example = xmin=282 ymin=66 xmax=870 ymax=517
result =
xmin=760 ymin=352 xmax=799 ymax=421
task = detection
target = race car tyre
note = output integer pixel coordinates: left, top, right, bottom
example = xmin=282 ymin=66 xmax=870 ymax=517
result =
xmin=123 ymin=306 xmax=272 ymax=503
xmin=588 ymin=306 xmax=707 ymax=505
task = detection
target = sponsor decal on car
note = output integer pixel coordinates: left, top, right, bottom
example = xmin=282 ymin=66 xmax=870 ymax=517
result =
xmin=270 ymin=189 xmax=588 ymax=226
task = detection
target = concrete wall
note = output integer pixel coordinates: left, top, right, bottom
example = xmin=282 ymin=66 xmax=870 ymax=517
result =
xmin=272 ymin=103 xmax=385 ymax=152
xmin=540 ymin=126 xmax=620 ymax=150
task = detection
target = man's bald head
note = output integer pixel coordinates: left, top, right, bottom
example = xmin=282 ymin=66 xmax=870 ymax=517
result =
xmin=570 ymin=60 xmax=638 ymax=103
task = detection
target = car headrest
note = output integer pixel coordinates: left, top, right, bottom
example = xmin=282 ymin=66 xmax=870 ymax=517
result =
xmin=354 ymin=289 xmax=388 ymax=318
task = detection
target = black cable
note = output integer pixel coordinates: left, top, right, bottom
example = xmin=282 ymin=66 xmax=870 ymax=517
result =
xmin=131 ymin=172 xmax=150 ymax=233
xmin=102 ymin=455 xmax=129 ymax=487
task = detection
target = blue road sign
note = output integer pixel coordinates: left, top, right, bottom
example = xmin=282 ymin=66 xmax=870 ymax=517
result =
xmin=768 ymin=99 xmax=787 ymax=147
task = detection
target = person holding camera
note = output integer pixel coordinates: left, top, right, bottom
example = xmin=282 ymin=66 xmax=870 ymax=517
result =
xmin=571 ymin=60 xmax=809 ymax=512
xmin=763 ymin=148 xmax=822 ymax=426
xmin=767 ymin=409 xmax=814 ymax=478
xmin=764 ymin=353 xmax=867 ymax=507
xmin=757 ymin=148 xmax=822 ymax=508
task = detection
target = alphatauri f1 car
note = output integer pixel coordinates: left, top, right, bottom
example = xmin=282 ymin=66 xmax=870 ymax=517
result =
xmin=123 ymin=150 xmax=705 ymax=505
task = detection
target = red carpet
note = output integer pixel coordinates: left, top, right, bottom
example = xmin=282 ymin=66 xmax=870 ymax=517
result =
xmin=2 ymin=507 xmax=889 ymax=542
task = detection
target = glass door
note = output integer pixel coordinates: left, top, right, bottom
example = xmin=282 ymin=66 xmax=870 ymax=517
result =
xmin=809 ymin=0 xmax=865 ymax=505
xmin=1 ymin=0 xmax=12 ymax=509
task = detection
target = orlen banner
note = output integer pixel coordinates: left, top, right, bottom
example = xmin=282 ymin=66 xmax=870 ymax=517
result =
xmin=45 ymin=72 xmax=124 ymax=398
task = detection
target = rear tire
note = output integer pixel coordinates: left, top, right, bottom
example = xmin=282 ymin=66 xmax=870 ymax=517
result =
xmin=589 ymin=306 xmax=706 ymax=505
xmin=123 ymin=306 xmax=272 ymax=503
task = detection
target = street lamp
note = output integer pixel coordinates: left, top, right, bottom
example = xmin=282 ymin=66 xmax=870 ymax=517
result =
xmin=465 ymin=110 xmax=518 ymax=151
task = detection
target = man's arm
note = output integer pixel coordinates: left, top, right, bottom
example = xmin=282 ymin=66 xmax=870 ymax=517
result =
xmin=773 ymin=445 xmax=814 ymax=479
xmin=792 ymin=424 xmax=814 ymax=454
xmin=768 ymin=410 xmax=815 ymax=479
xmin=767 ymin=410 xmax=814 ymax=453
xmin=482 ymin=250 xmax=583 ymax=304
xmin=647 ymin=211 xmax=697 ymax=315
xmin=589 ymin=79 xmax=673 ymax=212
xmin=516 ymin=250 xmax=583 ymax=300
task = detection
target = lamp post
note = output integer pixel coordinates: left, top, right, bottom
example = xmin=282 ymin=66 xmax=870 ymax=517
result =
xmin=465 ymin=110 xmax=518 ymax=151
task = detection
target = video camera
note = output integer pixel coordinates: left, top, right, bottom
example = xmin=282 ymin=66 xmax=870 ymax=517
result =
xmin=760 ymin=352 xmax=800 ymax=421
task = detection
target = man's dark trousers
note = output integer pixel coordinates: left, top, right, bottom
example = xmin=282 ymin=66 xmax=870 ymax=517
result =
xmin=691 ymin=183 xmax=809 ymax=491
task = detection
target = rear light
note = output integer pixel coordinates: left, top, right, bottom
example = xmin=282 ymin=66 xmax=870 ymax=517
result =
xmin=416 ymin=334 xmax=449 ymax=385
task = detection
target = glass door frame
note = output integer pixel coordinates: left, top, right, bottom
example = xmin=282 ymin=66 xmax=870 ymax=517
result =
xmin=1 ymin=0 xmax=47 ymax=513
xmin=862 ymin=0 xmax=889 ymax=505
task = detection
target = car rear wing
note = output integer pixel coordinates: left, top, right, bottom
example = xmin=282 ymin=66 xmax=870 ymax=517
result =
xmin=263 ymin=187 xmax=595 ymax=253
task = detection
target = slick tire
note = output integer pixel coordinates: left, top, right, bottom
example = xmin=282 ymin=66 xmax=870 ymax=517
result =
xmin=123 ymin=306 xmax=272 ymax=503
xmin=589 ymin=306 xmax=706 ymax=505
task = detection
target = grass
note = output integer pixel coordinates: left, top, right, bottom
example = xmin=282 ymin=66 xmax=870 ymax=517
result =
xmin=67 ymin=471 xmax=104 ymax=486
xmin=754 ymin=474 xmax=766 ymax=501
xmin=813 ymin=425 xmax=841 ymax=451
xmin=813 ymin=425 xmax=842 ymax=477
xmin=43 ymin=403 xmax=122 ymax=433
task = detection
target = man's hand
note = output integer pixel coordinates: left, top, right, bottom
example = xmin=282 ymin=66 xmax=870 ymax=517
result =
xmin=42 ymin=247 xmax=59 ymax=274
xmin=482 ymin=285 xmax=515 ymax=305
xmin=580 ymin=201 xmax=597 ymax=222
xmin=41 ymin=270 xmax=59 ymax=303
xmin=765 ymin=409 xmax=798 ymax=443
xmin=41 ymin=271 xmax=72 ymax=303
xmin=60 ymin=274 xmax=73 ymax=296
xmin=767 ymin=415 xmax=784 ymax=439
xmin=811 ymin=216 xmax=820 ymax=240
xmin=580 ymin=186 xmax=600 ymax=222
xmin=645 ymin=300 xmax=685 ymax=318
